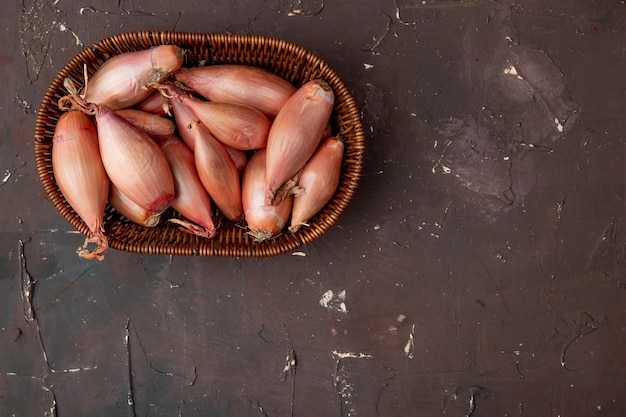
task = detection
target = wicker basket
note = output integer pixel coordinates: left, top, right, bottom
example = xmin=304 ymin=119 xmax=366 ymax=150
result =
xmin=34 ymin=31 xmax=365 ymax=257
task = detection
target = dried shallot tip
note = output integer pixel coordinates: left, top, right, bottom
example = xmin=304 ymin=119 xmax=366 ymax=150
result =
xmin=82 ymin=45 xmax=185 ymax=110
xmin=52 ymin=110 xmax=109 ymax=261
xmin=115 ymin=108 xmax=175 ymax=141
xmin=134 ymin=90 xmax=170 ymax=116
xmin=182 ymin=119 xmax=244 ymax=222
xmin=109 ymin=182 xmax=162 ymax=227
xmin=265 ymin=79 xmax=335 ymax=206
xmin=92 ymin=104 xmax=175 ymax=215
xmin=289 ymin=136 xmax=344 ymax=233
xmin=159 ymin=81 xmax=271 ymax=151
xmin=174 ymin=65 xmax=296 ymax=119
xmin=242 ymin=149 xmax=293 ymax=242
xmin=160 ymin=135 xmax=217 ymax=238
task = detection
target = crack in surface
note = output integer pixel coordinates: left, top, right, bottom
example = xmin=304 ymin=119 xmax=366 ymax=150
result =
xmin=559 ymin=312 xmax=601 ymax=372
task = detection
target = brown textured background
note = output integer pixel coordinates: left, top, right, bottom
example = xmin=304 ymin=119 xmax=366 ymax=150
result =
xmin=1 ymin=0 xmax=625 ymax=416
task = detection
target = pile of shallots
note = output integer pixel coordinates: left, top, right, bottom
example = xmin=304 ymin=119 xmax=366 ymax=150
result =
xmin=52 ymin=45 xmax=344 ymax=261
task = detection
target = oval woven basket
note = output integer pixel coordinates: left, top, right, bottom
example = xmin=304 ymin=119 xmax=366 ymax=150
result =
xmin=34 ymin=31 xmax=365 ymax=257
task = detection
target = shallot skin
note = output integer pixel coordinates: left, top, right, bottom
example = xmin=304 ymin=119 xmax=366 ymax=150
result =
xmin=83 ymin=45 xmax=185 ymax=110
xmin=93 ymin=105 xmax=175 ymax=215
xmin=184 ymin=99 xmax=271 ymax=151
xmin=183 ymin=119 xmax=244 ymax=222
xmin=242 ymin=149 xmax=293 ymax=242
xmin=164 ymin=82 xmax=270 ymax=151
xmin=109 ymin=182 xmax=161 ymax=227
xmin=265 ymin=79 xmax=334 ymax=205
xmin=52 ymin=111 xmax=109 ymax=260
xmin=115 ymin=108 xmax=175 ymax=141
xmin=174 ymin=65 xmax=296 ymax=119
xmin=289 ymin=137 xmax=344 ymax=233
xmin=160 ymin=135 xmax=217 ymax=238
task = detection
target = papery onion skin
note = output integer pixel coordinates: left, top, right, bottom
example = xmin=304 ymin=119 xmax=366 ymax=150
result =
xmin=265 ymin=79 xmax=334 ymax=205
xmin=174 ymin=65 xmax=296 ymax=119
xmin=160 ymin=135 xmax=217 ymax=238
xmin=115 ymin=108 xmax=175 ymax=141
xmin=180 ymin=118 xmax=244 ymax=222
xmin=93 ymin=105 xmax=174 ymax=215
xmin=109 ymin=182 xmax=161 ymax=227
xmin=289 ymin=137 xmax=344 ymax=233
xmin=83 ymin=45 xmax=185 ymax=110
xmin=242 ymin=149 xmax=293 ymax=241
xmin=52 ymin=110 xmax=109 ymax=261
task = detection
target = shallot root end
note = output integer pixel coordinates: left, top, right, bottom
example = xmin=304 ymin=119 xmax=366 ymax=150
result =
xmin=169 ymin=218 xmax=216 ymax=239
xmin=246 ymin=227 xmax=276 ymax=243
xmin=76 ymin=228 xmax=108 ymax=261
xmin=288 ymin=222 xmax=309 ymax=233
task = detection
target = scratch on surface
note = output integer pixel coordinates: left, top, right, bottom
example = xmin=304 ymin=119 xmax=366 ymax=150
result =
xmin=431 ymin=139 xmax=454 ymax=175
xmin=560 ymin=312 xmax=600 ymax=372
xmin=281 ymin=347 xmax=297 ymax=417
xmin=477 ymin=256 xmax=514 ymax=317
xmin=18 ymin=239 xmax=36 ymax=322
xmin=365 ymin=12 xmax=392 ymax=54
xmin=403 ymin=324 xmax=416 ymax=359
xmin=56 ymin=21 xmax=83 ymax=47
xmin=125 ymin=319 xmax=137 ymax=416
xmin=286 ymin=0 xmax=324 ymax=17
xmin=41 ymin=385 xmax=58 ymax=417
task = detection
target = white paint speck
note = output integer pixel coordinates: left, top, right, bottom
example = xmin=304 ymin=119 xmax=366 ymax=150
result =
xmin=319 ymin=290 xmax=334 ymax=308
xmin=504 ymin=65 xmax=523 ymax=80
xmin=555 ymin=117 xmax=564 ymax=133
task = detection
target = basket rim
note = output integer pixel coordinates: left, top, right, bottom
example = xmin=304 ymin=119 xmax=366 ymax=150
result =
xmin=34 ymin=30 xmax=365 ymax=258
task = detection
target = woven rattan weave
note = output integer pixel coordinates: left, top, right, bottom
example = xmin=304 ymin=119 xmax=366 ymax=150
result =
xmin=34 ymin=31 xmax=365 ymax=257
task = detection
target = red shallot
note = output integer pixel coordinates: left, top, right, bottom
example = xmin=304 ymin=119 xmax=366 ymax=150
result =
xmin=83 ymin=45 xmax=185 ymax=109
xmin=265 ymin=79 xmax=334 ymax=205
xmin=177 ymin=117 xmax=244 ymax=222
xmin=52 ymin=110 xmax=109 ymax=261
xmin=92 ymin=104 xmax=175 ymax=215
xmin=160 ymin=135 xmax=217 ymax=238
xmin=162 ymin=82 xmax=270 ymax=151
xmin=174 ymin=65 xmax=296 ymax=118
xmin=242 ymin=149 xmax=293 ymax=241
xmin=289 ymin=137 xmax=344 ymax=233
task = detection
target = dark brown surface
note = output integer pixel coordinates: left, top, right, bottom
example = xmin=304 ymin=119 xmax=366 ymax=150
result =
xmin=2 ymin=1 xmax=625 ymax=416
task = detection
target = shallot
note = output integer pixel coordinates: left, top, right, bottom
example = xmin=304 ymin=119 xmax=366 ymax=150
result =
xmin=162 ymin=82 xmax=270 ymax=151
xmin=115 ymin=108 xmax=175 ymax=140
xmin=52 ymin=110 xmax=109 ymax=260
xmin=174 ymin=65 xmax=296 ymax=118
xmin=109 ymin=182 xmax=161 ymax=227
xmin=242 ymin=149 xmax=293 ymax=242
xmin=91 ymin=104 xmax=175 ymax=215
xmin=83 ymin=45 xmax=185 ymax=109
xmin=289 ymin=137 xmax=344 ymax=233
xmin=265 ymin=79 xmax=334 ymax=205
xmin=177 ymin=116 xmax=244 ymax=222
xmin=160 ymin=135 xmax=217 ymax=238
